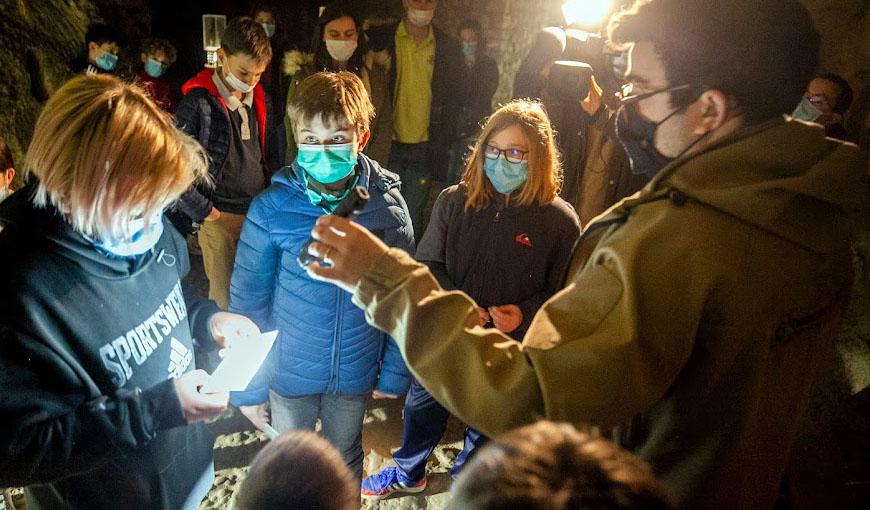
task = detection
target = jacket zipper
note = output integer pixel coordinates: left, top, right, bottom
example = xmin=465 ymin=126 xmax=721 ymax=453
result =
xmin=329 ymin=286 xmax=344 ymax=392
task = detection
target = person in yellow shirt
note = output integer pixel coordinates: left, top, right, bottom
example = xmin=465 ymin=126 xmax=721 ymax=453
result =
xmin=366 ymin=0 xmax=464 ymax=234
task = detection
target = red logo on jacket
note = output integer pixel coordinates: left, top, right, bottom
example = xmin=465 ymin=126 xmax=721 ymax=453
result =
xmin=515 ymin=233 xmax=532 ymax=247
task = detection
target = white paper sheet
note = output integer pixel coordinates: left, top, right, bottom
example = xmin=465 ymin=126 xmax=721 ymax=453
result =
xmin=202 ymin=330 xmax=278 ymax=393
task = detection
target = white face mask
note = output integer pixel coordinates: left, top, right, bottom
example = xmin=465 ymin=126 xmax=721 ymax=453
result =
xmin=407 ymin=8 xmax=435 ymax=27
xmin=221 ymin=59 xmax=254 ymax=93
xmin=0 ymin=186 xmax=9 ymax=204
xmin=325 ymin=39 xmax=358 ymax=62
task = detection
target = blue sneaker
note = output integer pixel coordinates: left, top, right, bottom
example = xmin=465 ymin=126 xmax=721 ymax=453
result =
xmin=361 ymin=466 xmax=427 ymax=500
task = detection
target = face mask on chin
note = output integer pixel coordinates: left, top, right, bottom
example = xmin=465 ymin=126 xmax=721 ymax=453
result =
xmin=221 ymin=58 xmax=254 ymax=93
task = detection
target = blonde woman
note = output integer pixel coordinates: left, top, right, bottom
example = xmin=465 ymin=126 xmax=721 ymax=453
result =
xmin=361 ymin=100 xmax=580 ymax=500
xmin=0 ymin=75 xmax=258 ymax=510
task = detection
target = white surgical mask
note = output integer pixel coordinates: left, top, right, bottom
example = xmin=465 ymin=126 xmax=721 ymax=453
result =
xmin=0 ymin=186 xmax=10 ymax=204
xmin=407 ymin=8 xmax=434 ymax=27
xmin=221 ymin=61 xmax=254 ymax=93
xmin=791 ymin=96 xmax=824 ymax=123
xmin=325 ymin=39 xmax=358 ymax=62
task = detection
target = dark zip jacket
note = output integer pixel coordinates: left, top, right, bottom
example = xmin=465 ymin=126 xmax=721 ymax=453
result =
xmin=0 ymin=185 xmax=221 ymax=509
xmin=416 ymin=184 xmax=580 ymax=339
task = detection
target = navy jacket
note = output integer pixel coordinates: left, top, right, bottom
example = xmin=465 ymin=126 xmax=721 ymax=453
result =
xmin=229 ymin=155 xmax=415 ymax=405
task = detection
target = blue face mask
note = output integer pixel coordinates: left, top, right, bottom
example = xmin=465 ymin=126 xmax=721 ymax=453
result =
xmin=144 ymin=57 xmax=165 ymax=78
xmin=261 ymin=23 xmax=276 ymax=38
xmin=791 ymin=96 xmax=823 ymax=123
xmin=484 ymin=156 xmax=529 ymax=195
xmin=304 ymin=172 xmax=359 ymax=213
xmin=92 ymin=213 xmax=164 ymax=257
xmin=296 ymin=143 xmax=358 ymax=184
xmin=461 ymin=41 xmax=478 ymax=56
xmin=95 ymin=51 xmax=118 ymax=72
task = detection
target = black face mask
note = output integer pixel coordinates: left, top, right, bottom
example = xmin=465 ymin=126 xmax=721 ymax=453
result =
xmin=615 ymin=101 xmax=686 ymax=178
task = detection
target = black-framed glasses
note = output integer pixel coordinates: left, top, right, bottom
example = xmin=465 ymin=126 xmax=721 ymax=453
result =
xmin=483 ymin=144 xmax=528 ymax=164
xmin=620 ymin=83 xmax=694 ymax=105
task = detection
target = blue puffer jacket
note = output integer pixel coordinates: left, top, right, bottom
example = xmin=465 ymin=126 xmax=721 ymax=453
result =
xmin=229 ymin=154 xmax=415 ymax=406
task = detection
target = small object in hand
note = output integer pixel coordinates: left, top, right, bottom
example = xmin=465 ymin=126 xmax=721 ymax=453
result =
xmin=298 ymin=186 xmax=370 ymax=268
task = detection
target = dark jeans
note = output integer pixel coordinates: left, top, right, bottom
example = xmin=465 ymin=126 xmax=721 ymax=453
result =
xmin=393 ymin=379 xmax=488 ymax=482
xmin=388 ymin=141 xmax=432 ymax=236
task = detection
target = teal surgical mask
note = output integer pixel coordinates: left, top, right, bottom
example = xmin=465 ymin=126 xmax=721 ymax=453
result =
xmin=304 ymin=172 xmax=359 ymax=213
xmin=92 ymin=212 xmax=164 ymax=257
xmin=484 ymin=156 xmax=529 ymax=195
xmin=792 ymin=96 xmax=823 ymax=123
xmin=95 ymin=51 xmax=118 ymax=72
xmin=261 ymin=23 xmax=276 ymax=38
xmin=144 ymin=57 xmax=165 ymax=78
xmin=296 ymin=143 xmax=358 ymax=184
xmin=461 ymin=41 xmax=477 ymax=56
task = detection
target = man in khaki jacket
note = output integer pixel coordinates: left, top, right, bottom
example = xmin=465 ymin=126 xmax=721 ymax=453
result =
xmin=304 ymin=0 xmax=867 ymax=508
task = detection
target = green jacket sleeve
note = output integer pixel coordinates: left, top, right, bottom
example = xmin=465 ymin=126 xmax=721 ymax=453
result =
xmin=353 ymin=225 xmax=704 ymax=435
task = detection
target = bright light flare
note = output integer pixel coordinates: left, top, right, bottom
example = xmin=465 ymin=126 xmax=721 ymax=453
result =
xmin=562 ymin=0 xmax=613 ymax=28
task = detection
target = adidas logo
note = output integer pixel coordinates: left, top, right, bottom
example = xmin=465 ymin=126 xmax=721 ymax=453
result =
xmin=167 ymin=337 xmax=192 ymax=379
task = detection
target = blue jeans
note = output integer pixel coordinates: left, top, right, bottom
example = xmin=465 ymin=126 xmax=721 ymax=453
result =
xmin=269 ymin=390 xmax=368 ymax=479
xmin=393 ymin=379 xmax=488 ymax=482
xmin=388 ymin=141 xmax=432 ymax=236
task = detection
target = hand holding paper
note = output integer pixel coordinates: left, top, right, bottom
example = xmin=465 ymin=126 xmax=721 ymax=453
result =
xmin=202 ymin=330 xmax=278 ymax=393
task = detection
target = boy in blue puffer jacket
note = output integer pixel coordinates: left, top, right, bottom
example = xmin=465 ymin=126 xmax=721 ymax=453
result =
xmin=228 ymin=71 xmax=414 ymax=479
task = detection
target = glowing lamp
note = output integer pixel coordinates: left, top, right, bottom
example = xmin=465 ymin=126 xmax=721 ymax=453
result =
xmin=562 ymin=0 xmax=613 ymax=28
xmin=202 ymin=14 xmax=227 ymax=68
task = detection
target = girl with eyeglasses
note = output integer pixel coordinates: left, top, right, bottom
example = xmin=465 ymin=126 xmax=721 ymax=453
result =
xmin=361 ymin=99 xmax=580 ymax=500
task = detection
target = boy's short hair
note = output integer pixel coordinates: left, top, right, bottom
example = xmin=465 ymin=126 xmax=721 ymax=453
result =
xmin=141 ymin=38 xmax=177 ymax=65
xmin=287 ymin=71 xmax=375 ymax=137
xmin=452 ymin=421 xmax=674 ymax=510
xmin=24 ymin=75 xmax=208 ymax=241
xmin=86 ymin=23 xmax=122 ymax=46
xmin=235 ymin=430 xmax=357 ymax=510
xmin=221 ymin=16 xmax=272 ymax=64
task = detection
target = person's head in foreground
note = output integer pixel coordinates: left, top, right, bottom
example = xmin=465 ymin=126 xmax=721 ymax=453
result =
xmin=235 ymin=430 xmax=357 ymax=510
xmin=462 ymin=99 xmax=561 ymax=210
xmin=608 ymin=0 xmax=819 ymax=178
xmin=287 ymin=71 xmax=375 ymax=212
xmin=452 ymin=421 xmax=674 ymax=510
xmin=24 ymin=74 xmax=207 ymax=253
